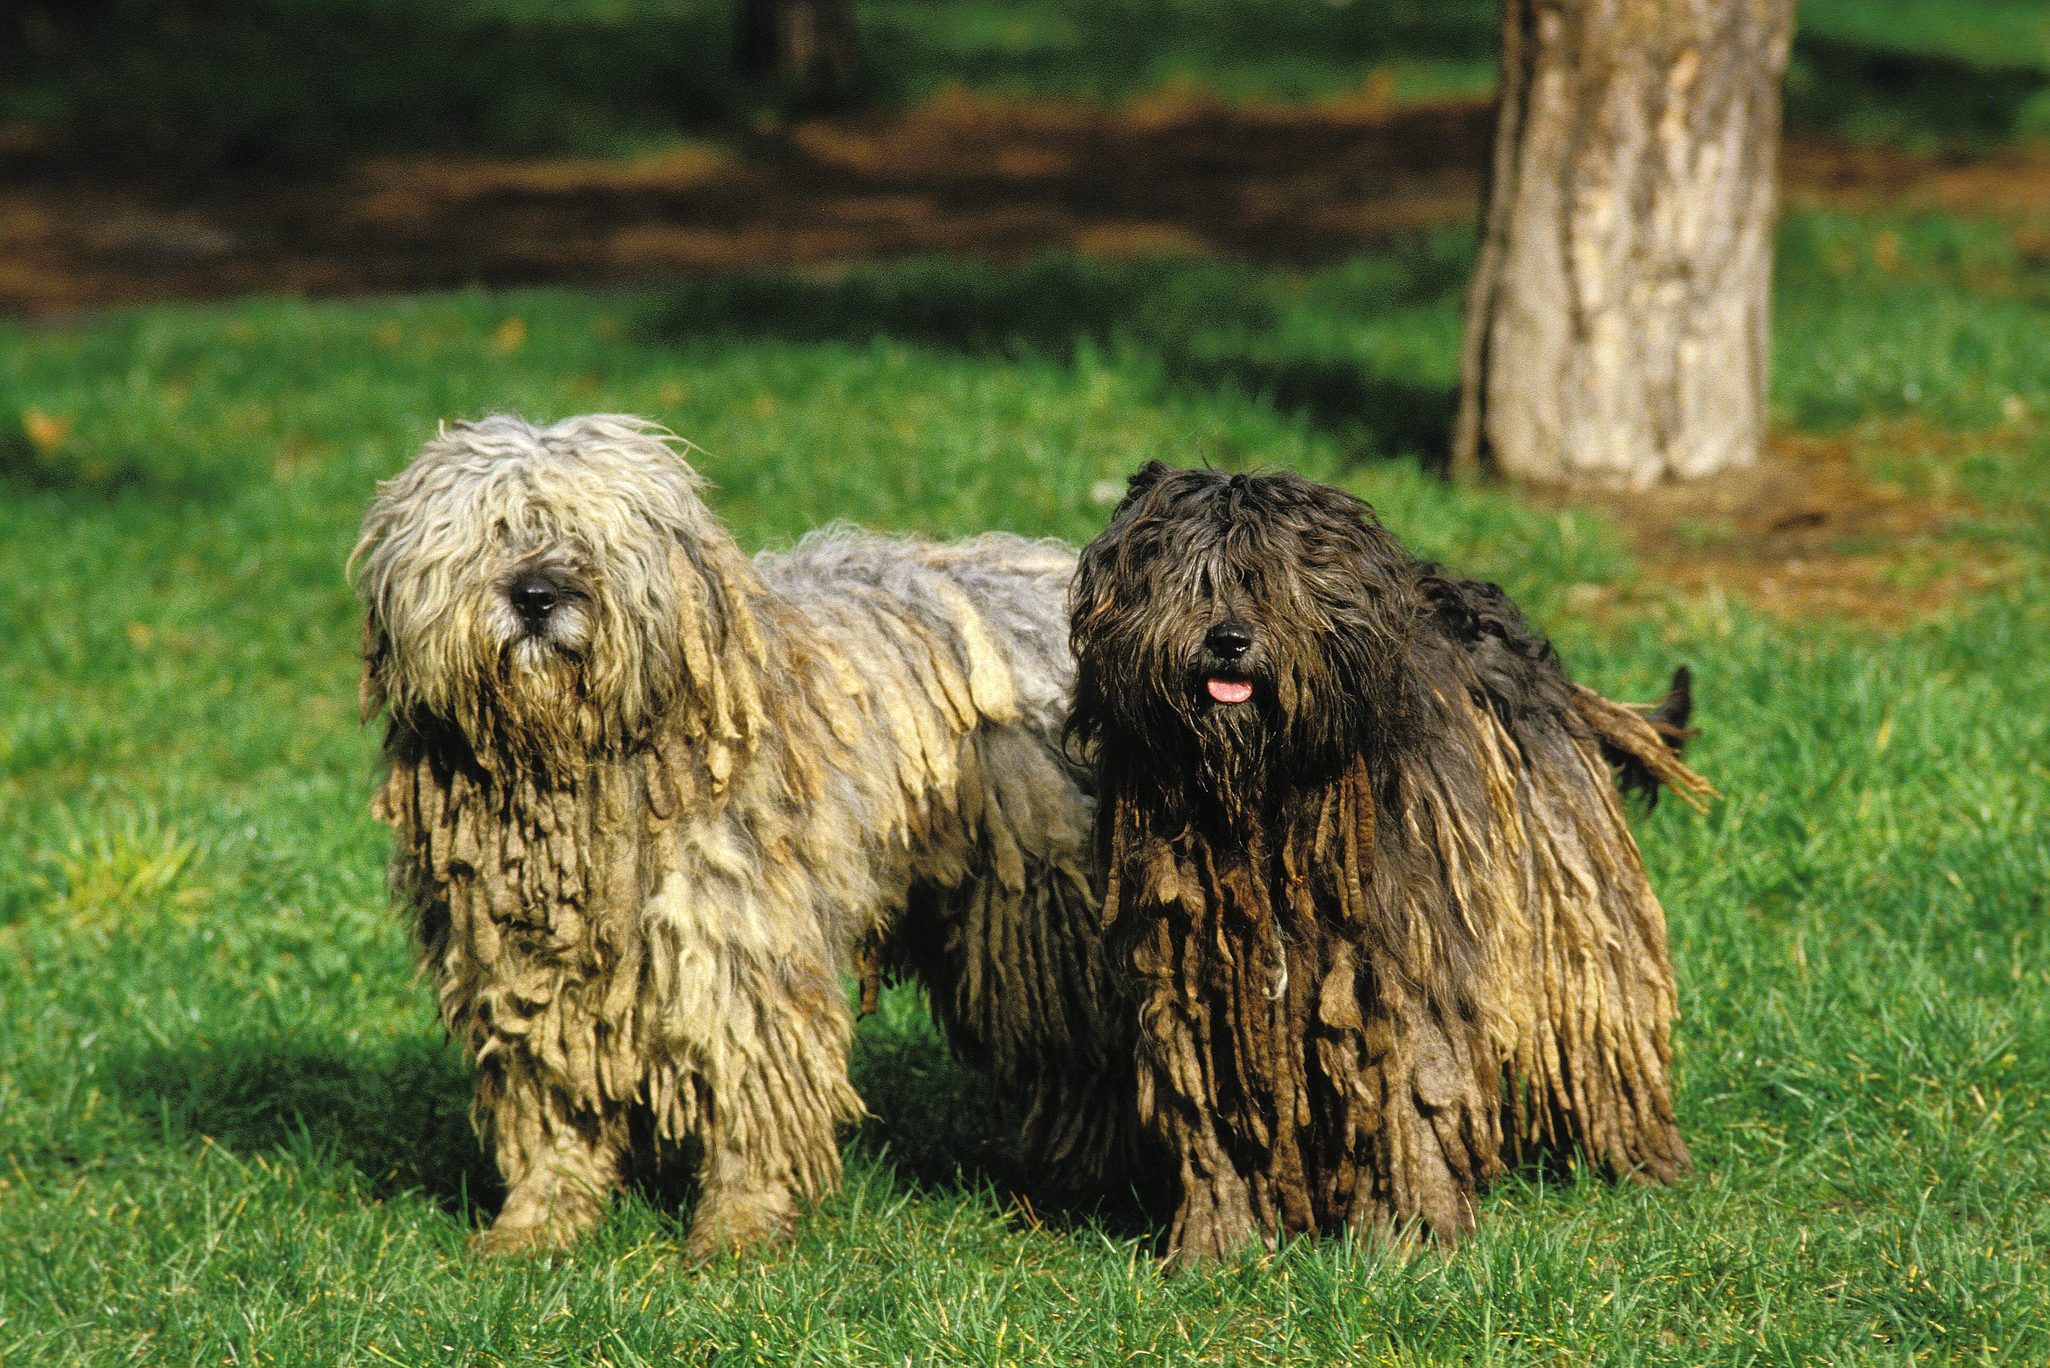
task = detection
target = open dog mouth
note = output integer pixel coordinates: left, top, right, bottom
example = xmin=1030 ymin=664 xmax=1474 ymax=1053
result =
xmin=1203 ymin=676 xmax=1254 ymax=705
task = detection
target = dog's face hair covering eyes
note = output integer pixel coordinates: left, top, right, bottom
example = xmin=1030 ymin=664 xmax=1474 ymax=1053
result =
xmin=1069 ymin=461 xmax=1425 ymax=799
xmin=353 ymin=415 xmax=724 ymax=773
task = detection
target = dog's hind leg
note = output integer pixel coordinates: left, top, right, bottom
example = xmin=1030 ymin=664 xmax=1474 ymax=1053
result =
xmin=1508 ymin=740 xmax=1693 ymax=1184
xmin=685 ymin=1139 xmax=805 ymax=1262
xmin=473 ymin=1076 xmax=631 ymax=1256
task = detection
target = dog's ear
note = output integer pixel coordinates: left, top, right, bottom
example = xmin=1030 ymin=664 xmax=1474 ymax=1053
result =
xmin=1104 ymin=460 xmax=1179 ymax=524
xmin=1124 ymin=461 xmax=1172 ymax=499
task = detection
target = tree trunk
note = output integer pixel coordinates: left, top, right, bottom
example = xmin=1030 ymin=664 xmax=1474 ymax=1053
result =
xmin=1453 ymin=0 xmax=1795 ymax=489
xmin=734 ymin=0 xmax=860 ymax=96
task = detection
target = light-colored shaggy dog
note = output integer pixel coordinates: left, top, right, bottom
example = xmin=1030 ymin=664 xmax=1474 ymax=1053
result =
xmin=352 ymin=415 xmax=1120 ymax=1259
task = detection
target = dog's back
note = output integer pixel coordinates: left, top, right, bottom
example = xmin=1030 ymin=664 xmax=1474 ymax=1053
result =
xmin=757 ymin=528 xmax=1131 ymax=1189
xmin=1418 ymin=569 xmax=1711 ymax=808
xmin=756 ymin=529 xmax=1076 ymax=732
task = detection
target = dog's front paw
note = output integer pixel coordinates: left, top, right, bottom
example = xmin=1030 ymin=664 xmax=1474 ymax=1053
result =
xmin=474 ymin=1169 xmax=613 ymax=1258
xmin=684 ymin=1186 xmax=799 ymax=1263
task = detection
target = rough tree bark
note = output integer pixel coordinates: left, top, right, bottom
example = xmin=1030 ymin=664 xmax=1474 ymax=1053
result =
xmin=1454 ymin=0 xmax=1795 ymax=488
xmin=734 ymin=0 xmax=860 ymax=96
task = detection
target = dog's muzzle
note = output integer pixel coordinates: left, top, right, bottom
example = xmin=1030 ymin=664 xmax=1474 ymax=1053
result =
xmin=509 ymin=571 xmax=563 ymax=633
xmin=1200 ymin=620 xmax=1256 ymax=705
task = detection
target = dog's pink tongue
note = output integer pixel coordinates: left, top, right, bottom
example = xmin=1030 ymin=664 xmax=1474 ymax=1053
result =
xmin=1206 ymin=678 xmax=1253 ymax=705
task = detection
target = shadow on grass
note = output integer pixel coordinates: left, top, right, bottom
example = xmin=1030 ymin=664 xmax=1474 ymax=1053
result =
xmin=1790 ymin=33 xmax=2050 ymax=152
xmin=849 ymin=1002 xmax=1159 ymax=1244
xmin=107 ymin=1035 xmax=499 ymax=1215
xmin=10 ymin=1 xmax=2048 ymax=174
xmin=0 ymin=411 xmax=216 ymax=501
xmin=636 ymin=253 xmax=1463 ymax=467
xmin=4 ymin=0 xmax=1503 ymax=171
xmin=103 ymin=1008 xmax=1151 ymax=1242
xmin=4 ymin=0 xmax=746 ymax=171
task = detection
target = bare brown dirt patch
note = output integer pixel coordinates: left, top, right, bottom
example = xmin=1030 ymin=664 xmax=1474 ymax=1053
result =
xmin=0 ymin=87 xmax=1489 ymax=318
xmin=1781 ymin=137 xmax=2050 ymax=225
xmin=1552 ymin=420 xmax=2030 ymax=627
xmin=10 ymin=87 xmax=2050 ymax=319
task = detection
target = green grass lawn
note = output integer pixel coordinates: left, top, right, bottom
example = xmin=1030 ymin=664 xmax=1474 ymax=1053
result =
xmin=2 ymin=205 xmax=2048 ymax=1363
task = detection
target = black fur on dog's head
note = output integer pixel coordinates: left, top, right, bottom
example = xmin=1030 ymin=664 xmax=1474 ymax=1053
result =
xmin=1068 ymin=463 xmax=1432 ymax=810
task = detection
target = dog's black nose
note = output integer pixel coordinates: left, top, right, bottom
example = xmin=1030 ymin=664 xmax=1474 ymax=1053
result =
xmin=1205 ymin=621 xmax=1253 ymax=660
xmin=510 ymin=574 xmax=559 ymax=627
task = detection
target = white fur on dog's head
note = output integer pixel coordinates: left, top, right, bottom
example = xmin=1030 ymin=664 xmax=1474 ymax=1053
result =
xmin=352 ymin=414 xmax=757 ymax=772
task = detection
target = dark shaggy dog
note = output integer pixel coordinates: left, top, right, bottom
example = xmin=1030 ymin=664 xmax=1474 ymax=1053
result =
xmin=1068 ymin=464 xmax=1710 ymax=1264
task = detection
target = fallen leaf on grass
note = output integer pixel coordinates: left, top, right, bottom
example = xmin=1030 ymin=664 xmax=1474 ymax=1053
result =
xmin=22 ymin=408 xmax=71 ymax=452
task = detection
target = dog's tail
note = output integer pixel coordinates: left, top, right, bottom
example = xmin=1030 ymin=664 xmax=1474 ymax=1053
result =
xmin=1572 ymin=666 xmax=1716 ymax=812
